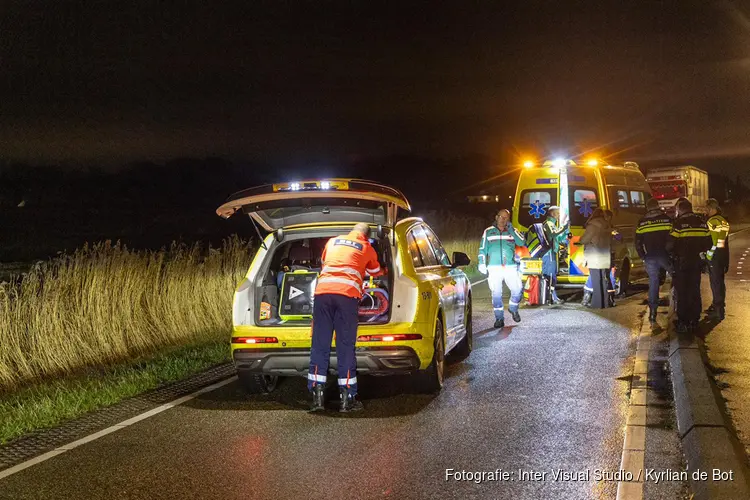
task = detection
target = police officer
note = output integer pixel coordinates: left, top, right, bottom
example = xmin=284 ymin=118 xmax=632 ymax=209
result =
xmin=542 ymin=206 xmax=570 ymax=305
xmin=636 ymin=198 xmax=673 ymax=323
xmin=666 ymin=200 xmax=713 ymax=332
xmin=704 ymin=198 xmax=730 ymax=320
xmin=478 ymin=209 xmax=526 ymax=328
xmin=308 ymin=222 xmax=384 ymax=412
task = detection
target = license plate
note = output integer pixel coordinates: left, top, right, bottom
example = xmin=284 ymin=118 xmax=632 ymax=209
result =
xmin=520 ymin=259 xmax=543 ymax=275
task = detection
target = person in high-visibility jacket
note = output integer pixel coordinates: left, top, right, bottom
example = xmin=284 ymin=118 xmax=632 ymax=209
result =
xmin=308 ymin=222 xmax=384 ymax=412
xmin=542 ymin=206 xmax=570 ymax=305
xmin=704 ymin=198 xmax=730 ymax=321
xmin=666 ymin=200 xmax=713 ymax=333
xmin=635 ymin=198 xmax=673 ymax=323
xmin=478 ymin=209 xmax=526 ymax=328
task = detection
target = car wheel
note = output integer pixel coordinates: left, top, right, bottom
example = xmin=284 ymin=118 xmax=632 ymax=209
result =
xmin=237 ymin=371 xmax=279 ymax=394
xmin=452 ymin=297 xmax=472 ymax=359
xmin=419 ymin=315 xmax=445 ymax=394
xmin=615 ymin=260 xmax=630 ymax=296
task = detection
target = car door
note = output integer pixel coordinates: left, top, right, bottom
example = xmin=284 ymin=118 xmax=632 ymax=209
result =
xmin=422 ymin=224 xmax=467 ymax=348
xmin=406 ymin=224 xmax=457 ymax=345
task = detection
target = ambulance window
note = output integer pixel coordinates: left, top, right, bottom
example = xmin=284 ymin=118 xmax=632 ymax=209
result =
xmin=616 ymin=190 xmax=630 ymax=209
xmin=519 ymin=189 xmax=557 ymax=227
xmin=570 ymin=189 xmax=599 ymax=226
xmin=422 ymin=225 xmax=451 ymax=267
xmin=630 ymin=191 xmax=646 ymax=210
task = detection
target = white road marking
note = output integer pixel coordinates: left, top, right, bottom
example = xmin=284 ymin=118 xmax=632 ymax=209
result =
xmin=0 ymin=376 xmax=238 ymax=480
xmin=616 ymin=312 xmax=651 ymax=500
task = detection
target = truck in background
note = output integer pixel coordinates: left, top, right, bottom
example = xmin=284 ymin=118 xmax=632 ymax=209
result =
xmin=646 ymin=165 xmax=709 ymax=216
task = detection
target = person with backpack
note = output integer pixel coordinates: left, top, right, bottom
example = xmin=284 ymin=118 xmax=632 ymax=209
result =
xmin=478 ymin=209 xmax=526 ymax=328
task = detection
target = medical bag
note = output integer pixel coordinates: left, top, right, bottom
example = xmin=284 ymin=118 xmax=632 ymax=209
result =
xmin=523 ymin=275 xmax=548 ymax=306
xmin=279 ymin=270 xmax=319 ymax=321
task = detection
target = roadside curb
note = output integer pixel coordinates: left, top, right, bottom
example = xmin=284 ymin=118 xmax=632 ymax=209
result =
xmin=668 ymin=314 xmax=750 ymax=499
xmin=0 ymin=362 xmax=235 ymax=473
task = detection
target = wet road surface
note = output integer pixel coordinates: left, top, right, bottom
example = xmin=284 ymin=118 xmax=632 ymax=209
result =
xmin=702 ymin=228 xmax=750 ymax=458
xmin=0 ymin=285 xmax=685 ymax=499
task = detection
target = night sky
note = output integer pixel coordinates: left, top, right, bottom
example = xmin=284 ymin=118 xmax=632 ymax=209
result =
xmin=1 ymin=1 xmax=749 ymax=176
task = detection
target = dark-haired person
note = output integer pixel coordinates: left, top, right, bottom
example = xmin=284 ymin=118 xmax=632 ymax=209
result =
xmin=635 ymin=199 xmax=673 ymax=323
xmin=666 ymin=200 xmax=712 ymax=332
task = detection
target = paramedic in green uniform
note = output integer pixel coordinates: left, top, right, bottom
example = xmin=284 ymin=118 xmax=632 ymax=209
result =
xmin=542 ymin=206 xmax=570 ymax=305
xmin=478 ymin=209 xmax=526 ymax=328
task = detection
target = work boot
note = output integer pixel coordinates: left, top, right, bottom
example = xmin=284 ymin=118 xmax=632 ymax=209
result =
xmin=581 ymin=290 xmax=592 ymax=307
xmin=608 ymin=293 xmax=616 ymax=307
xmin=309 ymin=384 xmax=326 ymax=412
xmin=705 ymin=304 xmax=715 ymax=314
xmin=494 ymin=318 xmax=505 ymax=328
xmin=339 ymin=388 xmax=363 ymax=413
xmin=648 ymin=308 xmax=658 ymax=323
xmin=551 ymin=297 xmax=564 ymax=305
xmin=511 ymin=310 xmax=521 ymax=323
xmin=708 ymin=307 xmax=725 ymax=322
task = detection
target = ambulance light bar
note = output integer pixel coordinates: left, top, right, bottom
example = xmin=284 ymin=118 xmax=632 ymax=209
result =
xmin=273 ymin=180 xmax=349 ymax=192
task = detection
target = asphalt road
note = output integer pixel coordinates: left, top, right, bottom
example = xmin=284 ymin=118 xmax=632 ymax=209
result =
xmin=702 ymin=228 xmax=750 ymax=458
xmin=0 ymin=285 xmax=686 ymax=500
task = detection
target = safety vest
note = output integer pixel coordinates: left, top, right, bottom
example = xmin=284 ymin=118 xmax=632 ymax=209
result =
xmin=315 ymin=231 xmax=383 ymax=299
xmin=706 ymin=214 xmax=730 ymax=261
xmin=525 ymin=223 xmax=550 ymax=258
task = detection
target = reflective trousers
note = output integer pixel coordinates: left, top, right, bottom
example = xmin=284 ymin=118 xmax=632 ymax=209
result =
xmin=308 ymin=293 xmax=360 ymax=394
xmin=487 ymin=265 xmax=523 ymax=320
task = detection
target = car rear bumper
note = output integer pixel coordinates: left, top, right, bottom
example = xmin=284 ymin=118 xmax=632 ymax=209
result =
xmin=233 ymin=346 xmax=421 ymax=376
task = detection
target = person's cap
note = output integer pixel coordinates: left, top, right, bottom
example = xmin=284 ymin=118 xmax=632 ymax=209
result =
xmin=497 ymin=208 xmax=511 ymax=216
xmin=706 ymin=198 xmax=720 ymax=210
xmin=548 ymin=205 xmax=560 ymax=211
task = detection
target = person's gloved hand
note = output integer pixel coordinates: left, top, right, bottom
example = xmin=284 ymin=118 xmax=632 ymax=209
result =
xmin=478 ymin=263 xmax=487 ymax=275
xmin=699 ymin=252 xmax=707 ymax=261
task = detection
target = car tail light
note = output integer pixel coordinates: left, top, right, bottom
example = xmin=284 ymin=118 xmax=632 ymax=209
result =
xmin=232 ymin=336 xmax=279 ymax=344
xmin=357 ymin=334 xmax=422 ymax=342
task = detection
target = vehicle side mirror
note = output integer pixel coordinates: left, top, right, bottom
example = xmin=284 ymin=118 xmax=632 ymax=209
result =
xmin=451 ymin=252 xmax=471 ymax=268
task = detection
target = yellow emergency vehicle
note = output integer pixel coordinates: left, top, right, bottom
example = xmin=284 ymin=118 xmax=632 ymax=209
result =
xmin=512 ymin=158 xmax=652 ymax=292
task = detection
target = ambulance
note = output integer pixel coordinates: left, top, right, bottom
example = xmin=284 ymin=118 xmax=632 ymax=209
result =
xmin=512 ymin=158 xmax=652 ymax=293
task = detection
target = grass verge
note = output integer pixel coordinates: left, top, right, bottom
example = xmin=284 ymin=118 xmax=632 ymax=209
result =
xmin=0 ymin=340 xmax=229 ymax=445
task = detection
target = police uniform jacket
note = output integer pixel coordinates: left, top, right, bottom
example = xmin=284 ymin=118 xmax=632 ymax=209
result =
xmin=666 ymin=212 xmax=712 ymax=268
xmin=635 ymin=209 xmax=672 ymax=260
